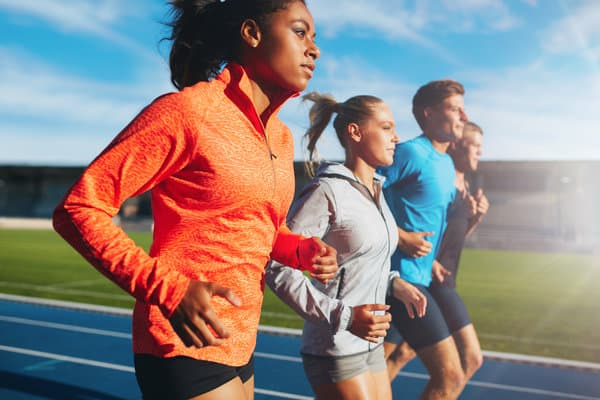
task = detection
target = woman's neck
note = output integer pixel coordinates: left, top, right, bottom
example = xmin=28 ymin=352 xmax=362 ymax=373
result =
xmin=247 ymin=74 xmax=290 ymax=126
xmin=345 ymin=157 xmax=376 ymax=195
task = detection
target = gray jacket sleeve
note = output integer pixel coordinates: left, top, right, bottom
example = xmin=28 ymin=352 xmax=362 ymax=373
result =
xmin=265 ymin=181 xmax=353 ymax=333
xmin=386 ymin=270 xmax=401 ymax=297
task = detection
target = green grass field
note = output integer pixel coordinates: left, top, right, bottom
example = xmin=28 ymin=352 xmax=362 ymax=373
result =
xmin=1 ymin=228 xmax=599 ymax=364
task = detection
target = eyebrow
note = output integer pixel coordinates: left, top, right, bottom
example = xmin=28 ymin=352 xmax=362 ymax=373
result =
xmin=293 ymin=18 xmax=317 ymax=39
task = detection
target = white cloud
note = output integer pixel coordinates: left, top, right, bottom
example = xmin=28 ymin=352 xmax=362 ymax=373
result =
xmin=0 ymin=123 xmax=110 ymax=165
xmin=283 ymin=53 xmax=600 ymax=162
xmin=0 ymin=0 xmax=158 ymax=59
xmin=463 ymin=61 xmax=600 ymax=160
xmin=0 ymin=47 xmax=172 ymax=164
xmin=0 ymin=48 xmax=169 ymax=124
xmin=280 ymin=56 xmax=420 ymax=162
xmin=311 ymin=0 xmax=522 ymax=39
xmin=436 ymin=0 xmax=521 ymax=32
xmin=542 ymin=1 xmax=600 ymax=62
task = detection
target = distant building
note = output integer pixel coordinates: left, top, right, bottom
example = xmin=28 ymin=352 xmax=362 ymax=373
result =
xmin=466 ymin=161 xmax=600 ymax=253
xmin=1 ymin=161 xmax=599 ymax=253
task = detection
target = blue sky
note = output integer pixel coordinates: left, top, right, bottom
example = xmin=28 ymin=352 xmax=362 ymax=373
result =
xmin=1 ymin=0 xmax=600 ymax=165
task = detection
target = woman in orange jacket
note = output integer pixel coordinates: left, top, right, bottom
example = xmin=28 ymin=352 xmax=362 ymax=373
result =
xmin=52 ymin=1 xmax=337 ymax=399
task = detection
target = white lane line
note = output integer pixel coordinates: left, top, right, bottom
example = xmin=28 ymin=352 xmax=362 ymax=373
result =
xmin=0 ymin=345 xmax=313 ymax=400
xmin=0 ymin=283 xmax=130 ymax=301
xmin=0 ymin=345 xmax=134 ymax=372
xmin=3 ymin=309 xmax=600 ymax=373
xmin=261 ymin=311 xmax=302 ymax=321
xmin=0 ymin=315 xmax=131 ymax=339
xmin=2 ymin=293 xmax=600 ymax=366
xmin=466 ymin=380 xmax=600 ymax=400
xmin=3 ymin=344 xmax=596 ymax=400
xmin=479 ymin=333 xmax=600 ymax=351
xmin=254 ymin=352 xmax=302 ymax=363
xmin=254 ymin=388 xmax=312 ymax=400
xmin=395 ymin=371 xmax=600 ymax=400
xmin=47 ymin=279 xmax=106 ymax=289
xmin=2 ymin=294 xmax=600 ymax=398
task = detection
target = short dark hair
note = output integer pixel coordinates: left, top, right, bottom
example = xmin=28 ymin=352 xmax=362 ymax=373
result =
xmin=412 ymin=80 xmax=464 ymax=130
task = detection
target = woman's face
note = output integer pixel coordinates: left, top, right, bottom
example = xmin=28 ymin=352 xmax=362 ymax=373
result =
xmin=249 ymin=1 xmax=320 ymax=93
xmin=356 ymin=102 xmax=400 ymax=168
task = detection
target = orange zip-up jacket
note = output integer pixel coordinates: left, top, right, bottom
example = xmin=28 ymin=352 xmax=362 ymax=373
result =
xmin=53 ymin=63 xmax=304 ymax=366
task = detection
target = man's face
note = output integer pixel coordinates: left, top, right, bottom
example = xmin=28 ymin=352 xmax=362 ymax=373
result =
xmin=423 ymin=94 xmax=468 ymax=143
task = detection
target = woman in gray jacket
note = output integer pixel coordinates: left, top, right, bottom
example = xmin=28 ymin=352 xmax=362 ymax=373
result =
xmin=266 ymin=92 xmax=425 ymax=400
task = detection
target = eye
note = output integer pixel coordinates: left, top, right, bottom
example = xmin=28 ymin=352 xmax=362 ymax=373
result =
xmin=294 ymin=29 xmax=306 ymax=38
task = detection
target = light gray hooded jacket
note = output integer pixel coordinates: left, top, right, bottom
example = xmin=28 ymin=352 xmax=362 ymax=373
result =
xmin=265 ymin=162 xmax=399 ymax=357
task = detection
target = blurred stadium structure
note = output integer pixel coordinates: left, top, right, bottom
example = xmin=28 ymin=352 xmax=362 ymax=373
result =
xmin=1 ymin=161 xmax=598 ymax=253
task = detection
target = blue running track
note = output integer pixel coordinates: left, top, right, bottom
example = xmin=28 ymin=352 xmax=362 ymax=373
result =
xmin=1 ymin=294 xmax=599 ymax=400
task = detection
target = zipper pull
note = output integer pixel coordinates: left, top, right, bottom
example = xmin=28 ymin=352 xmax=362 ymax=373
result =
xmin=270 ymin=152 xmax=278 ymax=160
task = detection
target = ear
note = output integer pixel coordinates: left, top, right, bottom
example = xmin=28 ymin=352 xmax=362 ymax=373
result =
xmin=347 ymin=123 xmax=362 ymax=143
xmin=240 ymin=19 xmax=261 ymax=48
xmin=422 ymin=106 xmax=432 ymax=120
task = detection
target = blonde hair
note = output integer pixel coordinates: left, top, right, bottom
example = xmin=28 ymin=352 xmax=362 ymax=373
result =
xmin=460 ymin=121 xmax=483 ymax=145
xmin=302 ymin=92 xmax=383 ymax=176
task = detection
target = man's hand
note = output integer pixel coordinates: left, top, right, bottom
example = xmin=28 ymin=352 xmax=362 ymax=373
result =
xmin=398 ymin=229 xmax=433 ymax=258
xmin=432 ymin=259 xmax=451 ymax=284
xmin=169 ymin=280 xmax=241 ymax=348
xmin=392 ymin=278 xmax=427 ymax=319
xmin=474 ymin=188 xmax=489 ymax=217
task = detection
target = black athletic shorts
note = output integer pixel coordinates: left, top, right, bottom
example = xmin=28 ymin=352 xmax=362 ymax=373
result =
xmin=387 ymin=284 xmax=451 ymax=351
xmin=134 ymin=353 xmax=254 ymax=400
xmin=386 ymin=284 xmax=472 ymax=351
xmin=428 ymin=285 xmax=471 ymax=333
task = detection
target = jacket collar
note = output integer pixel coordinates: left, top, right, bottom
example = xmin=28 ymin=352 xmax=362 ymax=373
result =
xmin=316 ymin=162 xmax=386 ymax=185
xmin=218 ymin=63 xmax=299 ymax=132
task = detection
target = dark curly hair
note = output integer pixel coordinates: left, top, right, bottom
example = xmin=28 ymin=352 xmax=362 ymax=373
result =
xmin=166 ymin=0 xmax=305 ymax=90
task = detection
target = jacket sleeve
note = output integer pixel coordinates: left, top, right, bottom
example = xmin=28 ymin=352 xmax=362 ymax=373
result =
xmin=52 ymin=94 xmax=194 ymax=317
xmin=265 ymin=262 xmax=352 ymax=333
xmin=270 ymin=224 xmax=302 ymax=269
xmin=265 ymin=181 xmax=352 ymax=333
xmin=386 ymin=270 xmax=401 ymax=297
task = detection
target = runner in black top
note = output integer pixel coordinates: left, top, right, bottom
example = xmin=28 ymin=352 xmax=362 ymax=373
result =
xmin=385 ymin=121 xmax=489 ymax=391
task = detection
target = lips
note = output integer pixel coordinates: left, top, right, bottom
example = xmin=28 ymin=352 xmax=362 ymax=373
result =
xmin=302 ymin=63 xmax=315 ymax=77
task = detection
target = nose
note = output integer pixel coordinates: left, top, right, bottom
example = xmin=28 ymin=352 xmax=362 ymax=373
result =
xmin=308 ymin=40 xmax=320 ymax=60
xmin=460 ymin=109 xmax=468 ymax=122
xmin=392 ymin=131 xmax=400 ymax=143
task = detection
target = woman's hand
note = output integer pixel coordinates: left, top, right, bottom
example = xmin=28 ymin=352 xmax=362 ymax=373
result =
xmin=169 ymin=280 xmax=241 ymax=348
xmin=349 ymin=304 xmax=391 ymax=343
xmin=298 ymin=237 xmax=338 ymax=284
